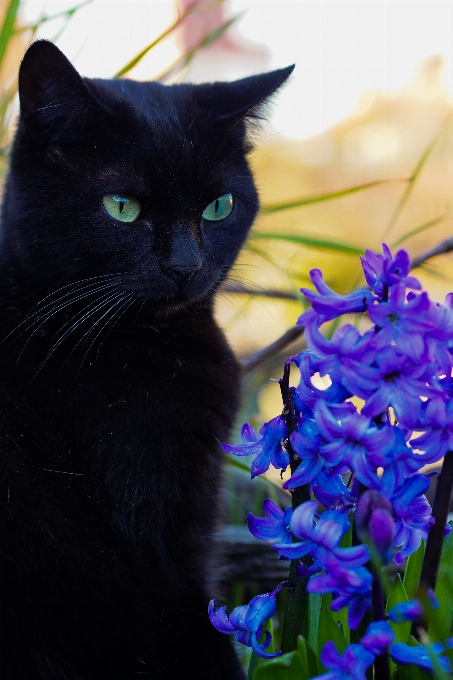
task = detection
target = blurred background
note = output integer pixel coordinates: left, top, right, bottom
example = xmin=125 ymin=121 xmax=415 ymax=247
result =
xmin=1 ymin=0 xmax=453 ymax=649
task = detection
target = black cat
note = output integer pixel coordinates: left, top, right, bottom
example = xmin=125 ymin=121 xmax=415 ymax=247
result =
xmin=0 ymin=40 xmax=293 ymax=679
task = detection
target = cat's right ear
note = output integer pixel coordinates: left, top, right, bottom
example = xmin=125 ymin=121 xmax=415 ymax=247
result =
xmin=18 ymin=40 xmax=94 ymax=144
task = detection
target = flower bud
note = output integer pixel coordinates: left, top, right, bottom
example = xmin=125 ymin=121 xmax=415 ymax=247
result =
xmin=355 ymin=490 xmax=395 ymax=564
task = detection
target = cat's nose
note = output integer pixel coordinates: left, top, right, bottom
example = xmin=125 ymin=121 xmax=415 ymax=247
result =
xmin=163 ymin=263 xmax=202 ymax=284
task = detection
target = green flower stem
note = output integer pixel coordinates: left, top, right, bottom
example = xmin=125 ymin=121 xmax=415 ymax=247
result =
xmin=279 ymin=362 xmax=311 ymax=653
xmin=420 ymin=450 xmax=453 ymax=591
xmin=372 ymin=577 xmax=390 ymax=680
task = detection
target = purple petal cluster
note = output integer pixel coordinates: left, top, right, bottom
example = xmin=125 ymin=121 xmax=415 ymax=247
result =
xmin=208 ymin=583 xmax=287 ymax=658
xmin=214 ymin=245 xmax=453 ymax=668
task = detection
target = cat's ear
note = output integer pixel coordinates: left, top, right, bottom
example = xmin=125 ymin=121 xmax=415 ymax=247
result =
xmin=196 ymin=65 xmax=295 ymax=123
xmin=18 ymin=40 xmax=94 ymax=143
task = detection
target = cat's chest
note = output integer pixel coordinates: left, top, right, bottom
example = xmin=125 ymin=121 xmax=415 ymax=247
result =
xmin=1 ymin=317 xmax=240 ymax=472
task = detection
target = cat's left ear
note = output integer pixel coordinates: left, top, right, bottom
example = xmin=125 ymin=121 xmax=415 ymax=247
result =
xmin=196 ymin=65 xmax=295 ymax=123
xmin=18 ymin=40 xmax=96 ymax=144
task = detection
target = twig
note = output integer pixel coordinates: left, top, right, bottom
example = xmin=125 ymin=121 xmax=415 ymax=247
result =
xmin=221 ymin=283 xmax=298 ymax=301
xmin=420 ymin=450 xmax=453 ymax=591
xmin=241 ymin=326 xmax=305 ymax=374
xmin=279 ymin=362 xmax=311 ymax=653
xmin=411 ymin=237 xmax=453 ymax=270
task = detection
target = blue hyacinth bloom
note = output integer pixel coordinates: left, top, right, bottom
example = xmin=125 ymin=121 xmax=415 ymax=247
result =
xmin=311 ymin=641 xmax=375 ymax=680
xmin=388 ymin=590 xmax=439 ymax=623
xmin=221 ymin=415 xmax=289 ymax=479
xmin=297 ymin=268 xmax=375 ymax=326
xmin=274 ymin=501 xmax=369 ymax=570
xmin=208 ymin=583 xmax=287 ymax=658
xmin=360 ymin=244 xmax=421 ymax=297
xmin=307 ymin=561 xmax=372 ymax=630
xmin=247 ymin=499 xmax=292 ymax=546
xmin=390 ymin=640 xmax=453 ymax=672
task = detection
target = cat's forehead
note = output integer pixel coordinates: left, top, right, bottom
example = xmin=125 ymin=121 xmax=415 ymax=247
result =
xmin=90 ymin=79 xmax=211 ymax=139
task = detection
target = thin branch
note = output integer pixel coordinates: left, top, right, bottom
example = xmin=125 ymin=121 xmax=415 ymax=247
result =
xmin=221 ymin=283 xmax=298 ymax=301
xmin=241 ymin=325 xmax=305 ymax=374
xmin=410 ymin=236 xmax=453 ymax=270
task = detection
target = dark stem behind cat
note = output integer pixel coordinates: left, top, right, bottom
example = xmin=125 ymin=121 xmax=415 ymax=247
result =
xmin=0 ymin=40 xmax=293 ymax=680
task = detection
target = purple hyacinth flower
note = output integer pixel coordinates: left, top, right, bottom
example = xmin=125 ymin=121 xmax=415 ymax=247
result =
xmin=388 ymin=590 xmax=439 ymax=623
xmin=221 ymin=415 xmax=289 ymax=479
xmin=360 ymin=621 xmax=395 ymax=656
xmin=390 ymin=640 xmax=453 ymax=672
xmin=296 ymin=352 xmax=352 ymax=410
xmin=412 ymin=397 xmax=453 ymax=465
xmin=355 ymin=490 xmax=396 ymax=564
xmin=360 ymin=346 xmax=443 ymax=427
xmin=360 ymin=244 xmax=421 ymax=297
xmin=390 ymin=474 xmax=433 ymax=564
xmin=315 ymin=400 xmax=393 ymax=489
xmin=307 ymin=561 xmax=372 ymax=630
xmin=274 ymin=501 xmax=370 ymax=569
xmin=368 ymin=286 xmax=434 ymax=362
xmin=247 ymin=499 xmax=292 ymax=545
xmin=283 ymin=418 xmax=325 ymax=490
xmin=208 ymin=582 xmax=287 ymax=659
xmin=297 ymin=268 xmax=375 ymax=326
xmin=311 ymin=641 xmax=375 ymax=680
xmin=304 ymin=323 xmax=378 ymax=388
xmin=312 ymin=470 xmax=355 ymax=511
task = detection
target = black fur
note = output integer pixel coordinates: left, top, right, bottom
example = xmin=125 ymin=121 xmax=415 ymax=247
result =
xmin=0 ymin=40 xmax=293 ymax=679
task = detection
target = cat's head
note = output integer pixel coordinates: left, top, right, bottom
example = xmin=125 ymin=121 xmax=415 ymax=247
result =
xmin=4 ymin=40 xmax=293 ymax=315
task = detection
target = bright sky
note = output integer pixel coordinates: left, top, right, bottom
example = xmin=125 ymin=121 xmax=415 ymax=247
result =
xmin=22 ymin=0 xmax=453 ymax=138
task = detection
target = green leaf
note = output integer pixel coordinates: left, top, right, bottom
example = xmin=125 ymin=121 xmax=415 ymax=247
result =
xmin=390 ymin=216 xmax=446 ymax=248
xmin=0 ymin=0 xmax=20 ymax=66
xmin=383 ymin=124 xmax=448 ymax=238
xmin=156 ymin=14 xmax=239 ymax=82
xmin=431 ymin=522 xmax=453 ymax=641
xmin=260 ymin=180 xmax=396 ymax=214
xmin=403 ymin=541 xmax=425 ymax=597
xmin=250 ymin=232 xmax=364 ymax=256
xmin=317 ymin=594 xmax=347 ymax=672
xmin=296 ymin=636 xmax=309 ymax=678
xmin=253 ymin=651 xmax=306 ymax=680
xmin=386 ymin=574 xmax=411 ymax=675
xmin=113 ymin=0 xmax=225 ymax=78
xmin=307 ymin=592 xmax=321 ymax=653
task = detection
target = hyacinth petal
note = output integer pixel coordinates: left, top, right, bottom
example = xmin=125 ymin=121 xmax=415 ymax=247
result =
xmin=263 ymin=498 xmax=284 ymax=520
xmin=348 ymin=597 xmax=371 ymax=630
xmin=360 ymin=621 xmax=394 ymax=655
xmin=390 ymin=642 xmax=451 ymax=672
xmin=289 ymin=500 xmax=318 ymax=539
xmin=333 ymin=545 xmax=371 ymax=568
xmin=273 ymin=541 xmax=313 ymax=560
xmin=250 ymin=631 xmax=281 ymax=659
xmin=247 ymin=512 xmax=291 ymax=545
xmin=244 ymin=593 xmax=277 ymax=633
xmin=208 ymin=602 xmax=237 ymax=633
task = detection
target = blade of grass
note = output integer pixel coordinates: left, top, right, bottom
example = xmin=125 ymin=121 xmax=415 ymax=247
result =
xmin=12 ymin=0 xmax=91 ymax=35
xmin=0 ymin=0 xmax=20 ymax=66
xmin=382 ymin=121 xmax=451 ymax=239
xmin=390 ymin=215 xmax=446 ymax=248
xmin=244 ymin=242 xmax=306 ymax=303
xmin=250 ymin=231 xmax=364 ymax=256
xmin=225 ymin=455 xmax=284 ymax=490
xmin=260 ymin=180 xmax=402 ymax=215
xmin=114 ymin=0 xmax=227 ymax=79
xmin=156 ymin=14 xmax=239 ymax=82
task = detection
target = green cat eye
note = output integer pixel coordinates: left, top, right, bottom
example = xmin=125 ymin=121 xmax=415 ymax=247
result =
xmin=102 ymin=194 xmax=141 ymax=223
xmin=202 ymin=193 xmax=234 ymax=222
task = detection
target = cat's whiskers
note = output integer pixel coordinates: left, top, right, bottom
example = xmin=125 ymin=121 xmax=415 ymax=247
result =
xmin=33 ymin=289 xmax=125 ymax=376
xmin=11 ymin=283 xmax=120 ymax=358
xmin=79 ymin=294 xmax=135 ymax=369
xmin=2 ymin=275 xmax=119 ymax=344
